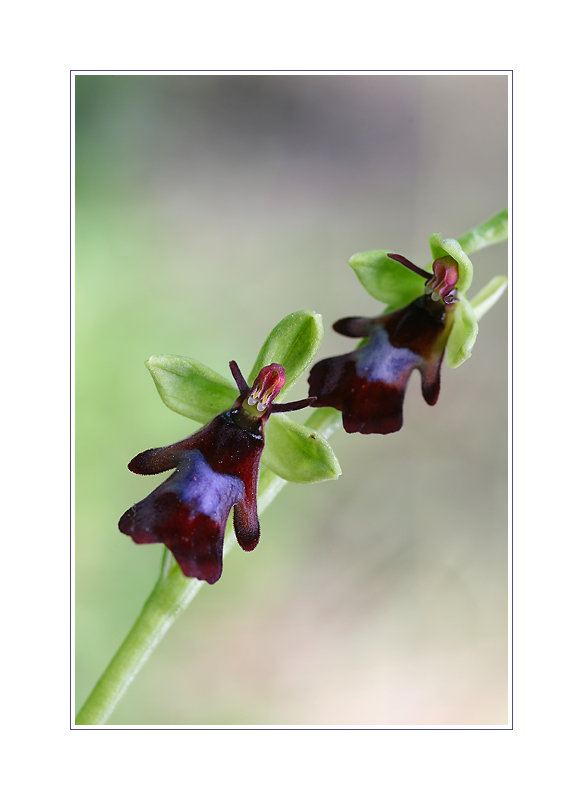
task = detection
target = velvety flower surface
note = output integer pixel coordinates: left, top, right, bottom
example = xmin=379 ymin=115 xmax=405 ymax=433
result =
xmin=119 ymin=362 xmax=313 ymax=583
xmin=308 ymin=253 xmax=467 ymax=434
xmin=309 ymin=291 xmax=454 ymax=434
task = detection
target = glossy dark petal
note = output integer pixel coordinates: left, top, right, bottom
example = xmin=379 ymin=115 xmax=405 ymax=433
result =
xmin=308 ymin=296 xmax=453 ymax=434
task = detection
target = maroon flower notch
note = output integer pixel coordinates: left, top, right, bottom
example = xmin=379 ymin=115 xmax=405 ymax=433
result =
xmin=118 ymin=362 xmax=313 ymax=584
xmin=308 ymin=254 xmax=460 ymax=434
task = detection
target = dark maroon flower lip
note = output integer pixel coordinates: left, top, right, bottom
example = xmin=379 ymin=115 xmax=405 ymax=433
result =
xmin=119 ymin=448 xmax=246 ymax=583
xmin=119 ymin=361 xmax=314 ymax=583
xmin=308 ymin=252 xmax=460 ymax=435
xmin=308 ymin=293 xmax=455 ymax=435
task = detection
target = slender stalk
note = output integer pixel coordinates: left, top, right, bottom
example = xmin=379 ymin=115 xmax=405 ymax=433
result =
xmin=75 ymin=408 xmax=341 ymax=725
xmin=75 ymin=560 xmax=205 ymax=725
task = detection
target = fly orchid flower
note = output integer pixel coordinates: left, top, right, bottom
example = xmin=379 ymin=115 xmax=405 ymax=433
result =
xmin=118 ymin=311 xmax=341 ymax=583
xmin=308 ymin=233 xmax=507 ymax=434
xmin=119 ymin=362 xmax=315 ymax=584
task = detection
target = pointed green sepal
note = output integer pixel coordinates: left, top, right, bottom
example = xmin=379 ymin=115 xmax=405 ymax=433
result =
xmin=445 ymin=295 xmax=479 ymax=368
xmin=262 ymin=414 xmax=341 ymax=483
xmin=248 ymin=310 xmax=324 ymax=401
xmin=470 ymin=276 xmax=508 ymax=322
xmin=146 ymin=355 xmax=238 ymax=423
xmin=348 ymin=250 xmax=426 ymax=311
xmin=457 ymin=209 xmax=508 ymax=255
xmin=428 ymin=234 xmax=474 ymax=294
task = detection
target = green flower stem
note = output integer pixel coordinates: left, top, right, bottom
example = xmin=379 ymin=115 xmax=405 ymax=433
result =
xmin=75 ymin=407 xmax=341 ymax=726
xmin=75 ymin=558 xmax=205 ymax=725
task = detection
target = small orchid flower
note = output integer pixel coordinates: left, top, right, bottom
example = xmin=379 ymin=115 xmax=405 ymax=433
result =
xmin=118 ymin=311 xmax=341 ymax=583
xmin=309 ymin=233 xmax=507 ymax=435
xmin=119 ymin=362 xmax=314 ymax=583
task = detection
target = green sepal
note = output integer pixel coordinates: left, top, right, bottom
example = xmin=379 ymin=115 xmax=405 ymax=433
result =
xmin=262 ymin=414 xmax=341 ymax=483
xmin=445 ymin=295 xmax=479 ymax=368
xmin=348 ymin=250 xmax=426 ymax=311
xmin=146 ymin=355 xmax=237 ymax=423
xmin=428 ymin=234 xmax=474 ymax=294
xmin=248 ymin=310 xmax=324 ymax=401
xmin=470 ymin=276 xmax=508 ymax=322
xmin=457 ymin=209 xmax=508 ymax=255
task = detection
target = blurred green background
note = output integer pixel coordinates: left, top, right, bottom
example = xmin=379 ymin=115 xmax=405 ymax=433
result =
xmin=75 ymin=74 xmax=508 ymax=726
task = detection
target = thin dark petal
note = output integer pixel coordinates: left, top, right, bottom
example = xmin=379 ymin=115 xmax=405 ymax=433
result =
xmin=387 ymin=253 xmax=432 ymax=280
xmin=271 ymin=397 xmax=315 ymax=413
xmin=229 ymin=360 xmax=249 ymax=394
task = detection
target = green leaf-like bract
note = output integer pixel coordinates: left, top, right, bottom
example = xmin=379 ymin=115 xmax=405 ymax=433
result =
xmin=457 ymin=209 xmax=508 ymax=255
xmin=248 ymin=310 xmax=323 ymax=401
xmin=470 ymin=276 xmax=508 ymax=322
xmin=147 ymin=355 xmax=237 ymax=423
xmin=262 ymin=414 xmax=341 ymax=483
xmin=348 ymin=250 xmax=426 ymax=311
xmin=446 ymin=295 xmax=479 ymax=368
